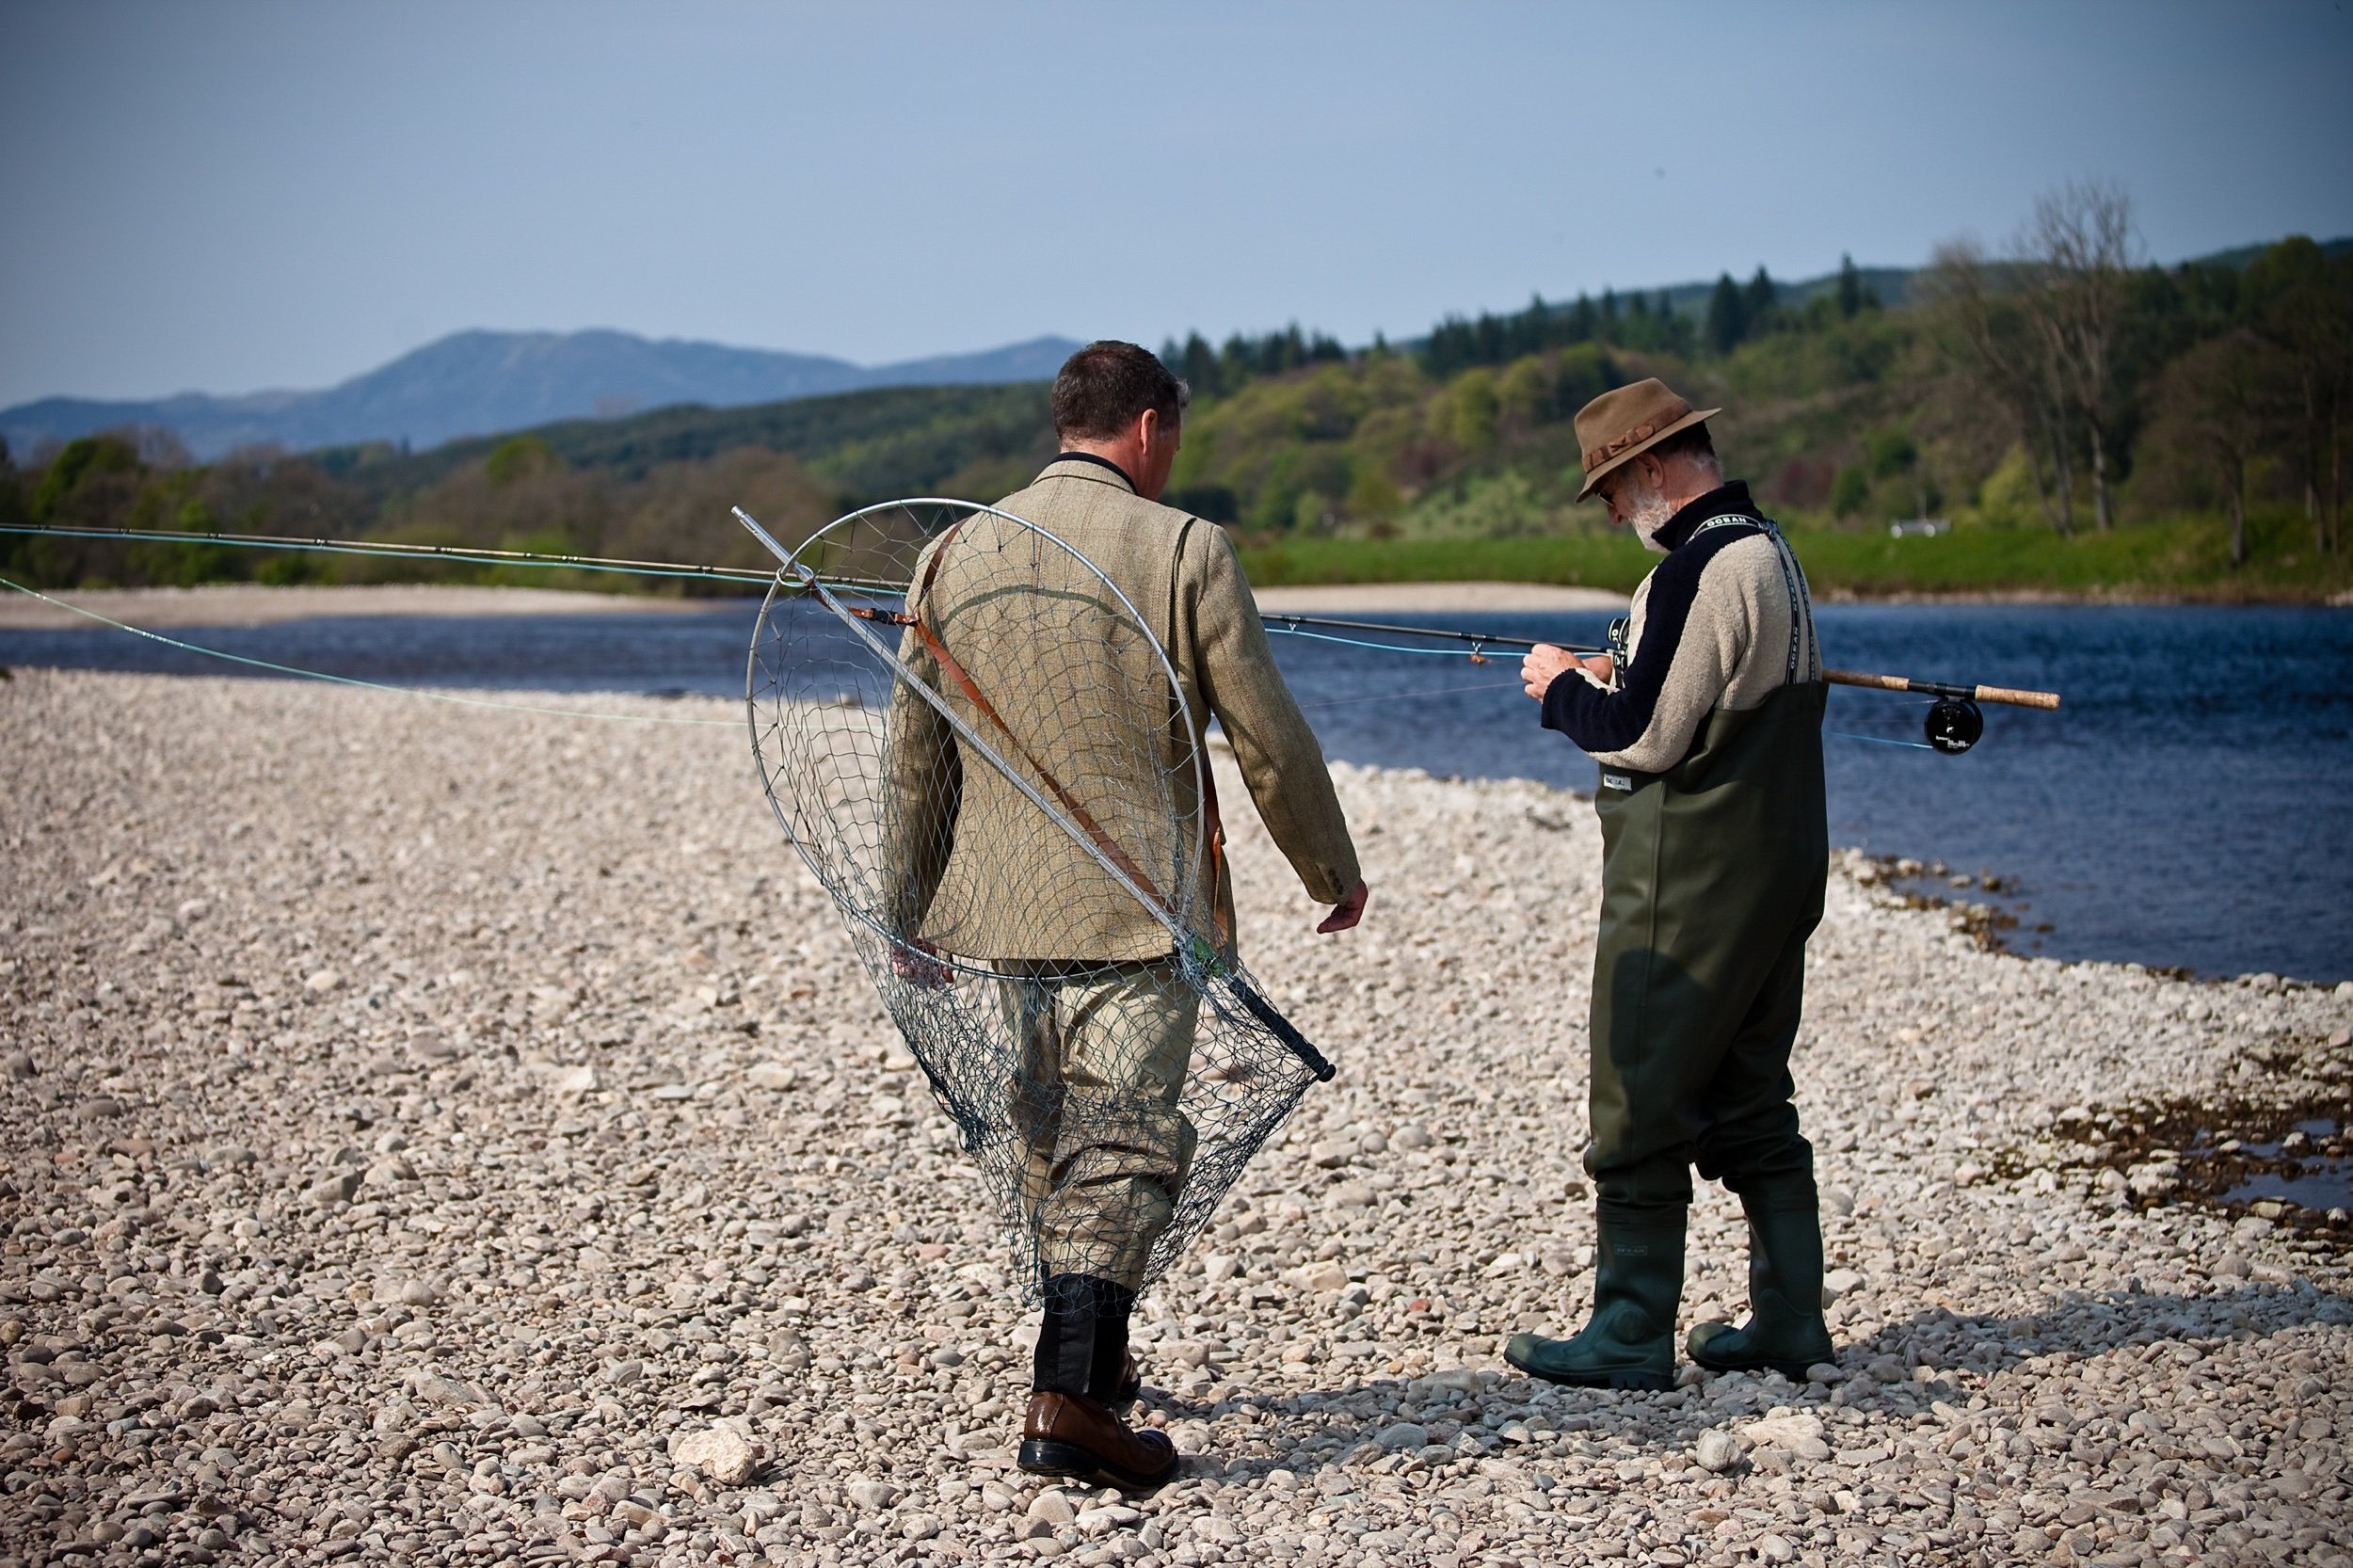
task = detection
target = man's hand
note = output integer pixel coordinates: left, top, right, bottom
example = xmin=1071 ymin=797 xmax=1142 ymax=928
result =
xmin=1521 ymin=644 xmax=1613 ymax=700
xmin=890 ymin=937 xmax=952 ymax=990
xmin=1317 ymin=880 xmax=1369 ymax=934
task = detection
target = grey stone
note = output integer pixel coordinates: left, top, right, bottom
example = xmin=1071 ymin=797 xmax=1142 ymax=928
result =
xmin=1694 ymin=1430 xmax=1743 ymax=1472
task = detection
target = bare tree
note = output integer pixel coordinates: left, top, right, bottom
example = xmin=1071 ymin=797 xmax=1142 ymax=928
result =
xmin=1922 ymin=237 xmax=2074 ymax=533
xmin=2014 ymin=180 xmax=2139 ymax=532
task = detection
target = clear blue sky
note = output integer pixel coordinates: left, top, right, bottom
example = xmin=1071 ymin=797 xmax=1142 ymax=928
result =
xmin=2 ymin=0 xmax=2347 ymax=406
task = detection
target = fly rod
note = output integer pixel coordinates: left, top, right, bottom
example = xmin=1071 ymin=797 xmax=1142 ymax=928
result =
xmin=1266 ymin=612 xmax=2058 ymax=707
xmin=5 ymin=520 xmax=2057 ymax=751
xmin=1260 ymin=609 xmax=2057 ymax=755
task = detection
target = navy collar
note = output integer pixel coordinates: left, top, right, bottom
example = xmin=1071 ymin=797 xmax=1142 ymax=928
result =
xmin=1656 ymin=480 xmax=1759 ymax=552
xmin=1045 ymin=451 xmax=1138 ymax=491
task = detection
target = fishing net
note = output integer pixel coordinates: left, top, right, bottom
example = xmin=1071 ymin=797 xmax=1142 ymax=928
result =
xmin=737 ymin=499 xmax=1334 ymax=1302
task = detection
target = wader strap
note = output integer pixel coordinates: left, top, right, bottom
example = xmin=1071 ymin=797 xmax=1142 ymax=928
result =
xmin=1691 ymin=513 xmax=1817 ymax=685
xmin=1764 ymin=520 xmax=1818 ymax=683
xmin=911 ymin=522 xmax=1212 ymax=941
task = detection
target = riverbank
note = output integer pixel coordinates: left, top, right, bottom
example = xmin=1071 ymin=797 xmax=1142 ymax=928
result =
xmin=3 ymin=671 xmax=2347 ymax=1564
xmin=0 ymin=582 xmax=726 ymax=631
xmin=1258 ymin=582 xmax=1627 ymax=613
xmin=11 ymin=506 xmax=2352 ymax=625
xmin=1239 ymin=513 xmax=2353 ymax=605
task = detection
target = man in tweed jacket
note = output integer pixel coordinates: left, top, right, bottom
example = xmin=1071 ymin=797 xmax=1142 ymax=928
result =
xmin=881 ymin=341 xmax=1366 ymax=1487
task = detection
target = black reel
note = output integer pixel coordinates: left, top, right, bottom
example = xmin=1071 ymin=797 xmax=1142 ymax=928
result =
xmin=1606 ymin=614 xmax=1632 ymax=670
xmin=1924 ymin=696 xmax=1984 ymax=754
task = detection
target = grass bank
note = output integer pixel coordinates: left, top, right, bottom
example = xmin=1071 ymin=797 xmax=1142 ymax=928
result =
xmin=1239 ymin=512 xmax=2353 ymax=602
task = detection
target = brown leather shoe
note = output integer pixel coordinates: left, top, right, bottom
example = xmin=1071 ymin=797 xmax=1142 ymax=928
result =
xmin=1018 ymin=1391 xmax=1178 ymax=1491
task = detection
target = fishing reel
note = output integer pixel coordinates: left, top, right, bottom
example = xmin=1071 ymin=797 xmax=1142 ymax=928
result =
xmin=1606 ymin=615 xmax=1632 ymax=672
xmin=1923 ymin=696 xmax=1984 ymax=755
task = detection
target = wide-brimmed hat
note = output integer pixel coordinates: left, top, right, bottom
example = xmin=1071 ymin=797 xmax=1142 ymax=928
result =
xmin=1574 ymin=378 xmax=1720 ymax=501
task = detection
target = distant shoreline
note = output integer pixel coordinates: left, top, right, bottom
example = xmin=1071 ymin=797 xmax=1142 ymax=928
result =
xmin=0 ymin=582 xmax=727 ymax=631
xmin=1253 ymin=581 xmax=1628 ymax=613
xmin=3 ymin=579 xmax=2345 ymax=632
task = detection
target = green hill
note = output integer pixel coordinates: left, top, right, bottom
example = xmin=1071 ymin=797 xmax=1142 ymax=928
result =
xmin=316 ymin=380 xmax=1055 ymax=503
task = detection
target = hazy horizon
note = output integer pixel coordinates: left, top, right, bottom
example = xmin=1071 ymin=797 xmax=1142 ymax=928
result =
xmin=4 ymin=0 xmax=2348 ymax=407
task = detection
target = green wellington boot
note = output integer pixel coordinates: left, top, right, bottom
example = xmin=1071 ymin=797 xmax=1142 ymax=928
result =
xmin=1688 ymin=1201 xmax=1835 ymax=1380
xmin=1505 ymin=1211 xmax=1686 ymax=1392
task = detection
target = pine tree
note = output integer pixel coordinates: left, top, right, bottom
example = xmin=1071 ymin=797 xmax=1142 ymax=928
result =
xmin=1837 ymin=253 xmax=1864 ymax=320
xmin=1705 ymin=273 xmax=1746 ymax=355
xmin=1743 ymin=266 xmax=1777 ymax=333
xmin=1181 ymin=332 xmax=1220 ymax=399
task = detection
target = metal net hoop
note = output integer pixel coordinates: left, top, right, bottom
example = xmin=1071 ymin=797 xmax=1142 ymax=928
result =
xmin=744 ymin=498 xmax=1212 ymax=975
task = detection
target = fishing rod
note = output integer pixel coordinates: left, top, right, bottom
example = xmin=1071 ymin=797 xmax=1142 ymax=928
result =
xmin=4 ymin=521 xmax=2058 ymax=753
xmin=1261 ymin=610 xmax=2061 ymax=755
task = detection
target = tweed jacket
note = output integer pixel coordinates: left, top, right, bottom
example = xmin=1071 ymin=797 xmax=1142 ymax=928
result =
xmin=880 ymin=456 xmax=1359 ymax=963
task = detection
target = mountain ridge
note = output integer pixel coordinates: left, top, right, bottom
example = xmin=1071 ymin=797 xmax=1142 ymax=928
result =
xmin=0 ymin=329 xmax=1081 ymax=461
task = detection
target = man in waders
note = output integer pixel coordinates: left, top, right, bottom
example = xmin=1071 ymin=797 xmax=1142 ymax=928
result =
xmin=883 ymin=342 xmax=1368 ymax=1486
xmin=1505 ymin=378 xmax=1835 ymax=1391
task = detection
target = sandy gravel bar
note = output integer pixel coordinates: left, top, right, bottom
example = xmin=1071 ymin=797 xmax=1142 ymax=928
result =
xmin=0 ymin=585 xmax=733 ymax=632
xmin=1251 ymin=583 xmax=1627 ymax=615
xmin=2 ymin=670 xmax=2348 ymax=1568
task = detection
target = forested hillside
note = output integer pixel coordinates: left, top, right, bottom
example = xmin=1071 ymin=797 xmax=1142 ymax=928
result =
xmin=1160 ymin=216 xmax=2350 ymax=602
xmin=0 ymin=383 xmax=1058 ymax=593
xmin=5 ymin=187 xmax=2347 ymax=601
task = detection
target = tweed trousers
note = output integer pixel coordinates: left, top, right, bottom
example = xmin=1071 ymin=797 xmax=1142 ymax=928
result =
xmin=1000 ymin=957 xmax=1200 ymax=1290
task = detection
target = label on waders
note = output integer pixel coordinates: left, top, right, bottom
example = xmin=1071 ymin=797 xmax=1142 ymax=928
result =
xmin=1600 ymin=770 xmax=1635 ymax=792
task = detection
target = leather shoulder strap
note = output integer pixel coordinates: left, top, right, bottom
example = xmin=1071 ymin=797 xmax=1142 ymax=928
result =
xmin=909 ymin=521 xmax=1173 ymax=917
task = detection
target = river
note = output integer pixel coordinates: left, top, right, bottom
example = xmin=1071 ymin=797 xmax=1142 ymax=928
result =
xmin=3 ymin=599 xmax=2345 ymax=984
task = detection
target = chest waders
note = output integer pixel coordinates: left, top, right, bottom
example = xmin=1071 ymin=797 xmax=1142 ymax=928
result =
xmin=1509 ymin=675 xmax=1833 ymax=1389
xmin=1587 ymin=677 xmax=1829 ymax=1207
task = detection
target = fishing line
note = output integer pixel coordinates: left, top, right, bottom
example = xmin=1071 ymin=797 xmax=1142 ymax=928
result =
xmin=0 ymin=577 xmax=739 ymax=729
xmin=1827 ymin=729 xmax=1939 ymax=752
xmin=1267 ymin=623 xmax=1572 ymax=660
xmin=0 ymin=523 xmax=779 ymax=586
xmin=5 ymin=520 xmax=2057 ymax=750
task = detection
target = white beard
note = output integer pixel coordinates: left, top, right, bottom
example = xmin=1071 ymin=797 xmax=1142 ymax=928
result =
xmin=1617 ymin=478 xmax=1680 ymax=553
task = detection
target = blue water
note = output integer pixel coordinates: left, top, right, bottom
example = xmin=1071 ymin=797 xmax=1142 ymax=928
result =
xmin=4 ymin=600 xmax=2347 ymax=983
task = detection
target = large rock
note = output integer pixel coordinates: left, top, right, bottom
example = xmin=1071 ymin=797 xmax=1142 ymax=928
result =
xmin=672 ymin=1424 xmax=759 ymax=1486
xmin=1743 ymin=1412 xmax=1825 ymax=1451
xmin=1694 ymin=1429 xmax=1744 ymax=1472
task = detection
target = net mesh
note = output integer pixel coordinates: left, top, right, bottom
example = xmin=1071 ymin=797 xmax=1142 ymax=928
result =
xmin=744 ymin=500 xmax=1332 ymax=1301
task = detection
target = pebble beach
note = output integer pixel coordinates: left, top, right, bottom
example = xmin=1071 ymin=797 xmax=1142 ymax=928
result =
xmin=3 ymin=668 xmax=2349 ymax=1568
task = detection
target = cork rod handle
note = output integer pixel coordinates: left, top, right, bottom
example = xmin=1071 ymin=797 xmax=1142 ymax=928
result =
xmin=1822 ymin=668 xmax=2061 ymax=711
